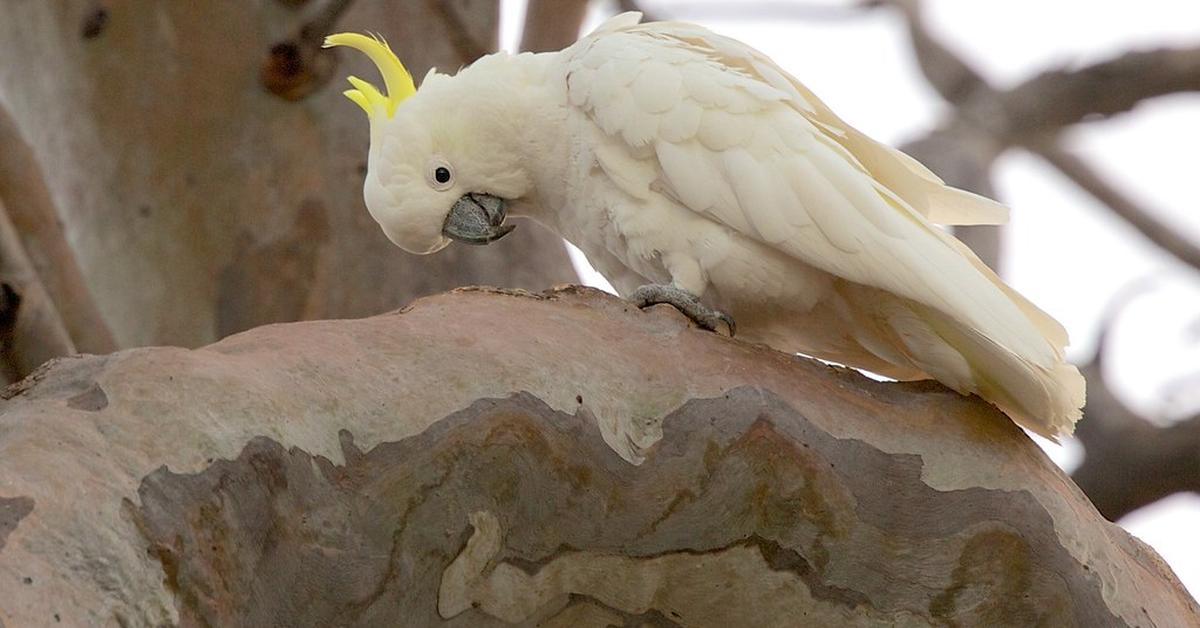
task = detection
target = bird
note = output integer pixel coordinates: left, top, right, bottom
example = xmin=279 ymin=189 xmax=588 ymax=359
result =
xmin=323 ymin=11 xmax=1085 ymax=439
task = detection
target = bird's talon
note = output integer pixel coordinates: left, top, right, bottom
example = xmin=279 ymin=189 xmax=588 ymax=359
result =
xmin=719 ymin=312 xmax=736 ymax=337
xmin=629 ymin=284 xmax=736 ymax=337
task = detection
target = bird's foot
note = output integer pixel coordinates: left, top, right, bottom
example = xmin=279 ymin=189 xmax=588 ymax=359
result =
xmin=629 ymin=284 xmax=736 ymax=336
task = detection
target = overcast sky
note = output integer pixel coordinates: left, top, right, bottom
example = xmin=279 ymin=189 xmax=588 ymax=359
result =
xmin=501 ymin=0 xmax=1200 ymax=594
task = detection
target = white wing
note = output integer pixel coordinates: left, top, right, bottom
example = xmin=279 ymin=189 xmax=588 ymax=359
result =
xmin=562 ymin=13 xmax=1069 ymax=366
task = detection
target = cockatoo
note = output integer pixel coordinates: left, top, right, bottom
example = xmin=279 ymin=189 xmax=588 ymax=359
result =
xmin=324 ymin=12 xmax=1085 ymax=438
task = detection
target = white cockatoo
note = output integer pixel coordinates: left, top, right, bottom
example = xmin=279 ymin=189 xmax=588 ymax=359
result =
xmin=325 ymin=12 xmax=1085 ymax=438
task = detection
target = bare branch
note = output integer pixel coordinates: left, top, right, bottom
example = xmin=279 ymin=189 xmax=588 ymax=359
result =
xmin=1061 ymin=281 xmax=1200 ymax=521
xmin=0 ymin=103 xmax=116 ymax=354
xmin=886 ymin=0 xmax=991 ymax=106
xmin=999 ymin=46 xmax=1200 ymax=139
xmin=521 ymin=0 xmax=590 ymax=53
xmin=1029 ymin=141 xmax=1200 ymax=273
xmin=298 ymin=0 xmax=356 ymax=49
xmin=0 ymin=200 xmax=75 ymax=383
xmin=888 ymin=1 xmax=1200 ymax=135
xmin=1074 ymin=411 xmax=1200 ymax=521
xmin=426 ymin=0 xmax=491 ymax=63
xmin=887 ymin=0 xmax=1200 ymax=273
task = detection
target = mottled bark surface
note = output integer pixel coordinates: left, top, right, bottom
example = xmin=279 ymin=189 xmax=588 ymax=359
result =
xmin=0 ymin=1 xmax=573 ymax=349
xmin=0 ymin=287 xmax=1195 ymax=626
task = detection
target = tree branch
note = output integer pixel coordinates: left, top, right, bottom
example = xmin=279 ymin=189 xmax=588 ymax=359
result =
xmin=888 ymin=0 xmax=991 ymax=106
xmin=887 ymin=0 xmax=1200 ymax=272
xmin=0 ymin=199 xmax=76 ymax=383
xmin=887 ymin=1 xmax=1200 ymax=136
xmin=426 ymin=0 xmax=491 ymax=63
xmin=1028 ymin=141 xmax=1200 ymax=272
xmin=521 ymin=0 xmax=590 ymax=53
xmin=0 ymin=103 xmax=116 ymax=354
xmin=1070 ymin=284 xmax=1200 ymax=520
xmin=1073 ymin=412 xmax=1200 ymax=521
xmin=297 ymin=0 xmax=356 ymax=50
xmin=999 ymin=46 xmax=1200 ymax=139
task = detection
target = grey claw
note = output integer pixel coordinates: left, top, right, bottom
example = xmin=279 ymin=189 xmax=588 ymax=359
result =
xmin=629 ymin=284 xmax=736 ymax=336
xmin=718 ymin=311 xmax=736 ymax=337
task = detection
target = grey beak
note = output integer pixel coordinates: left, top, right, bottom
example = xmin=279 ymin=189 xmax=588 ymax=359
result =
xmin=442 ymin=193 xmax=515 ymax=245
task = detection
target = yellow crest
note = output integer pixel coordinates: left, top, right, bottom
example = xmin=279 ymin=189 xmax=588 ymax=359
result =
xmin=323 ymin=32 xmax=416 ymax=118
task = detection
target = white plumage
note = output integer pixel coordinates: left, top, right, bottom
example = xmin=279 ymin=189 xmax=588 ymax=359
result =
xmin=331 ymin=12 xmax=1085 ymax=438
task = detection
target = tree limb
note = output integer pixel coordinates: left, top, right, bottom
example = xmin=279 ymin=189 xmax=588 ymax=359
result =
xmin=4 ymin=286 xmax=1198 ymax=624
xmin=1028 ymin=141 xmax=1200 ymax=272
xmin=887 ymin=1 xmax=1200 ymax=136
xmin=1070 ymin=284 xmax=1200 ymax=520
xmin=426 ymin=0 xmax=491 ymax=62
xmin=0 ymin=199 xmax=76 ymax=383
xmin=297 ymin=0 xmax=356 ymax=50
xmin=0 ymin=103 xmax=116 ymax=354
xmin=1073 ymin=410 xmax=1200 ymax=521
xmin=999 ymin=46 xmax=1200 ymax=139
xmin=521 ymin=0 xmax=590 ymax=53
xmin=887 ymin=0 xmax=1200 ymax=272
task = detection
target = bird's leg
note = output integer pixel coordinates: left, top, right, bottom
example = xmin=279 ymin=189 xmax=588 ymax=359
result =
xmin=629 ymin=284 xmax=736 ymax=336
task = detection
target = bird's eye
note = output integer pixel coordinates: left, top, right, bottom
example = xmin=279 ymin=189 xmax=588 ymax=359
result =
xmin=427 ymin=159 xmax=455 ymax=191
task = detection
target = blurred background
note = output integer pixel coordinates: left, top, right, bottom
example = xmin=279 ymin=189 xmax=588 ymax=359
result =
xmin=1 ymin=0 xmax=1197 ymax=595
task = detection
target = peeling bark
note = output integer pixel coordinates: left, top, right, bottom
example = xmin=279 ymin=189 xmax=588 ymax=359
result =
xmin=0 ymin=287 xmax=1194 ymax=626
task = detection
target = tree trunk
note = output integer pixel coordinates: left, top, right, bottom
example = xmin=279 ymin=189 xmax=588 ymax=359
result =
xmin=521 ymin=0 xmax=590 ymax=52
xmin=0 ymin=0 xmax=574 ymax=349
xmin=0 ymin=287 xmax=1194 ymax=626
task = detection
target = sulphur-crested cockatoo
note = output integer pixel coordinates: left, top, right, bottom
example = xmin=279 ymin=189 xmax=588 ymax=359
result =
xmin=324 ymin=12 xmax=1085 ymax=438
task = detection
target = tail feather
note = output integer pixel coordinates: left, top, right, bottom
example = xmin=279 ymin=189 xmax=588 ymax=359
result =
xmin=904 ymin=300 xmax=1085 ymax=440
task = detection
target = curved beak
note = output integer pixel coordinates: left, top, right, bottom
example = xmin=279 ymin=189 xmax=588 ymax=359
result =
xmin=442 ymin=193 xmax=515 ymax=245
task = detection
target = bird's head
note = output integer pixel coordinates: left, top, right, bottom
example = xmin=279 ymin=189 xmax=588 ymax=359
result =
xmin=324 ymin=33 xmax=530 ymax=254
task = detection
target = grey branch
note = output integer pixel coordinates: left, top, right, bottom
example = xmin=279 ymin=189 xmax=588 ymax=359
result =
xmin=1028 ymin=141 xmax=1200 ymax=272
xmin=427 ymin=0 xmax=491 ymax=62
xmin=887 ymin=0 xmax=1200 ymax=273
xmin=1070 ymin=286 xmax=1200 ymax=520
xmin=0 ymin=199 xmax=75 ymax=384
xmin=0 ymin=103 xmax=116 ymax=354
xmin=998 ymin=46 xmax=1200 ymax=139
xmin=522 ymin=0 xmax=590 ymax=53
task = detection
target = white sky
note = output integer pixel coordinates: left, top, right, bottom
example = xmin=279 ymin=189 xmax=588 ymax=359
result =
xmin=501 ymin=0 xmax=1200 ymax=595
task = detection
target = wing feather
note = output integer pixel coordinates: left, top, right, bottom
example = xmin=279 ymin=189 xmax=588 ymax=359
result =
xmin=563 ymin=15 xmax=1066 ymax=366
